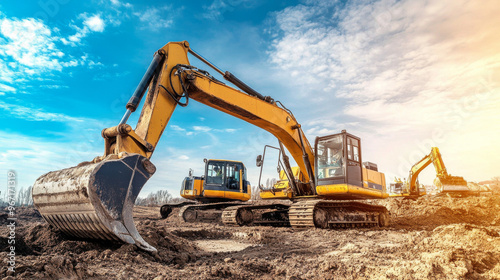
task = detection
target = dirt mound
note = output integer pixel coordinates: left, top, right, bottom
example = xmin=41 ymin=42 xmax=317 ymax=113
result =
xmin=1 ymin=196 xmax=499 ymax=279
xmin=377 ymin=195 xmax=500 ymax=229
xmin=0 ymin=217 xmax=205 ymax=279
xmin=385 ymin=224 xmax=500 ymax=279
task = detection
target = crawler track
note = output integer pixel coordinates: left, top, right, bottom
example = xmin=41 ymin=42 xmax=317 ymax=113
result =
xmin=160 ymin=201 xmax=197 ymax=219
xmin=179 ymin=202 xmax=246 ymax=223
xmin=289 ymin=200 xmax=389 ymax=229
xmin=222 ymin=204 xmax=290 ymax=227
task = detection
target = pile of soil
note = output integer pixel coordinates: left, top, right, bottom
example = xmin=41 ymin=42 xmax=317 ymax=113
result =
xmin=1 ymin=195 xmax=499 ymax=279
xmin=377 ymin=195 xmax=500 ymax=229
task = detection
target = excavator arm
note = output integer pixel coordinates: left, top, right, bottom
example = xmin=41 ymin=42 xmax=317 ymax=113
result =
xmin=407 ymin=151 xmax=433 ymax=196
xmin=117 ymin=42 xmax=313 ymax=181
xmin=102 ymin=41 xmax=315 ymax=190
xmin=32 ymin=41 xmax=315 ymax=252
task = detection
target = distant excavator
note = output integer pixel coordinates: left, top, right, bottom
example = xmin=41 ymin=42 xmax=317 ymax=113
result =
xmin=159 ymin=159 xmax=251 ymax=222
xmin=388 ymin=147 xmax=472 ymax=198
xmin=388 ymin=177 xmax=426 ymax=198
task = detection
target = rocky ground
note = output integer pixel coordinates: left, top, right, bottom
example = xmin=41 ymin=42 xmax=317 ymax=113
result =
xmin=1 ymin=194 xmax=500 ymax=279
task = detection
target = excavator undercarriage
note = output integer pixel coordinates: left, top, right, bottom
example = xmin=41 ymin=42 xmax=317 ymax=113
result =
xmin=221 ymin=203 xmax=291 ymax=227
xmin=220 ymin=200 xmax=389 ymax=229
xmin=179 ymin=202 xmax=247 ymax=223
xmin=288 ymin=200 xmax=389 ymax=229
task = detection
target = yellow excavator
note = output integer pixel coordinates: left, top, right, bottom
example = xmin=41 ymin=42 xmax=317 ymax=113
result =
xmin=388 ymin=177 xmax=409 ymax=197
xmin=389 ymin=178 xmax=427 ymax=199
xmin=32 ymin=41 xmax=390 ymax=252
xmin=223 ymin=139 xmax=389 ymax=227
xmin=388 ymin=177 xmax=427 ymax=198
xmin=159 ymin=159 xmax=251 ymax=222
xmin=393 ymin=147 xmax=472 ymax=198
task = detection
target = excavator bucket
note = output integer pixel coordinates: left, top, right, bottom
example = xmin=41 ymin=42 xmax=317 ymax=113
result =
xmin=434 ymin=176 xmax=473 ymax=196
xmin=32 ymin=153 xmax=157 ymax=252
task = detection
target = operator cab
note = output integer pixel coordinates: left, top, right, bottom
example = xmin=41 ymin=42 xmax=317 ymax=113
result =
xmin=180 ymin=159 xmax=251 ymax=202
xmin=389 ymin=182 xmax=404 ymax=194
xmin=257 ymin=130 xmax=387 ymax=200
xmin=205 ymin=160 xmax=248 ymax=192
xmin=315 ymin=130 xmax=362 ymax=187
xmin=315 ymin=130 xmax=387 ymax=198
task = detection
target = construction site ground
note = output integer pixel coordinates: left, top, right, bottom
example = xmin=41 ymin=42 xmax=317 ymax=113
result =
xmin=1 ymin=194 xmax=500 ymax=279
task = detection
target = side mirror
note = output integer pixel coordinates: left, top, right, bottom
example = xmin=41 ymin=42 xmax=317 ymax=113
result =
xmin=188 ymin=168 xmax=193 ymax=178
xmin=256 ymin=155 xmax=263 ymax=167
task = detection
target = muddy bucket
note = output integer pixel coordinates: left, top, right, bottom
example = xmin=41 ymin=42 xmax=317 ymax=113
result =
xmin=32 ymin=153 xmax=157 ymax=252
xmin=434 ymin=176 xmax=472 ymax=196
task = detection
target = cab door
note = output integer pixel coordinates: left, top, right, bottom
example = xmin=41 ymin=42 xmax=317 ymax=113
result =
xmin=346 ymin=135 xmax=363 ymax=187
xmin=225 ymin=162 xmax=243 ymax=192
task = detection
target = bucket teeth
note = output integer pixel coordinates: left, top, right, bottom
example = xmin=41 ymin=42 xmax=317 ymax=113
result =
xmin=32 ymin=154 xmax=157 ymax=252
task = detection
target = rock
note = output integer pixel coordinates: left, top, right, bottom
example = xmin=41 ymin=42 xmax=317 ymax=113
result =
xmin=51 ymin=255 xmax=65 ymax=267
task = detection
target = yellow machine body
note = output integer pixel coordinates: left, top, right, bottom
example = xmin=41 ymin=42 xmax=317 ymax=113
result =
xmin=180 ymin=159 xmax=251 ymax=203
xmin=260 ymin=131 xmax=389 ymax=201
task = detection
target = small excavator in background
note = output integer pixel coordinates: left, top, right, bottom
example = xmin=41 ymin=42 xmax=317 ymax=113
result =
xmin=388 ymin=178 xmax=409 ymax=198
xmin=389 ymin=147 xmax=472 ymax=199
xmin=159 ymin=159 xmax=251 ymax=222
xmin=32 ymin=41 xmax=390 ymax=253
xmin=388 ymin=177 xmax=426 ymax=198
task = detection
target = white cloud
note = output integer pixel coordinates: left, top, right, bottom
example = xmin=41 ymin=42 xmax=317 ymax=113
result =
xmin=84 ymin=14 xmax=105 ymax=32
xmin=170 ymin=125 xmax=186 ymax=132
xmin=213 ymin=128 xmax=238 ymax=133
xmin=110 ymin=0 xmax=132 ymax=8
xmin=0 ymin=17 xmax=65 ymax=71
xmin=0 ymin=130 xmax=103 ymax=191
xmin=203 ymin=0 xmax=257 ymax=20
xmin=0 ymin=83 xmax=16 ymax=93
xmin=178 ymin=155 xmax=189 ymax=160
xmin=62 ymin=14 xmax=106 ymax=46
xmin=269 ymin=0 xmax=500 ymax=182
xmin=40 ymin=85 xmax=69 ymax=89
xmin=193 ymin=126 xmax=212 ymax=132
xmin=0 ymin=14 xmax=104 ymax=94
xmin=133 ymin=7 xmax=173 ymax=30
xmin=169 ymin=124 xmax=239 ymax=136
xmin=0 ymin=101 xmax=84 ymax=122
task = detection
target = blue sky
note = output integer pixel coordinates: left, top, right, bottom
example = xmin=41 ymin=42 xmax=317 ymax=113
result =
xmin=1 ymin=0 xmax=499 ymax=198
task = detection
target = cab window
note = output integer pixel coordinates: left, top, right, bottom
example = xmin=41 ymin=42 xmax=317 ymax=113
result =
xmin=316 ymin=135 xmax=344 ymax=179
xmin=206 ymin=162 xmax=225 ymax=185
xmin=226 ymin=163 xmax=242 ymax=189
